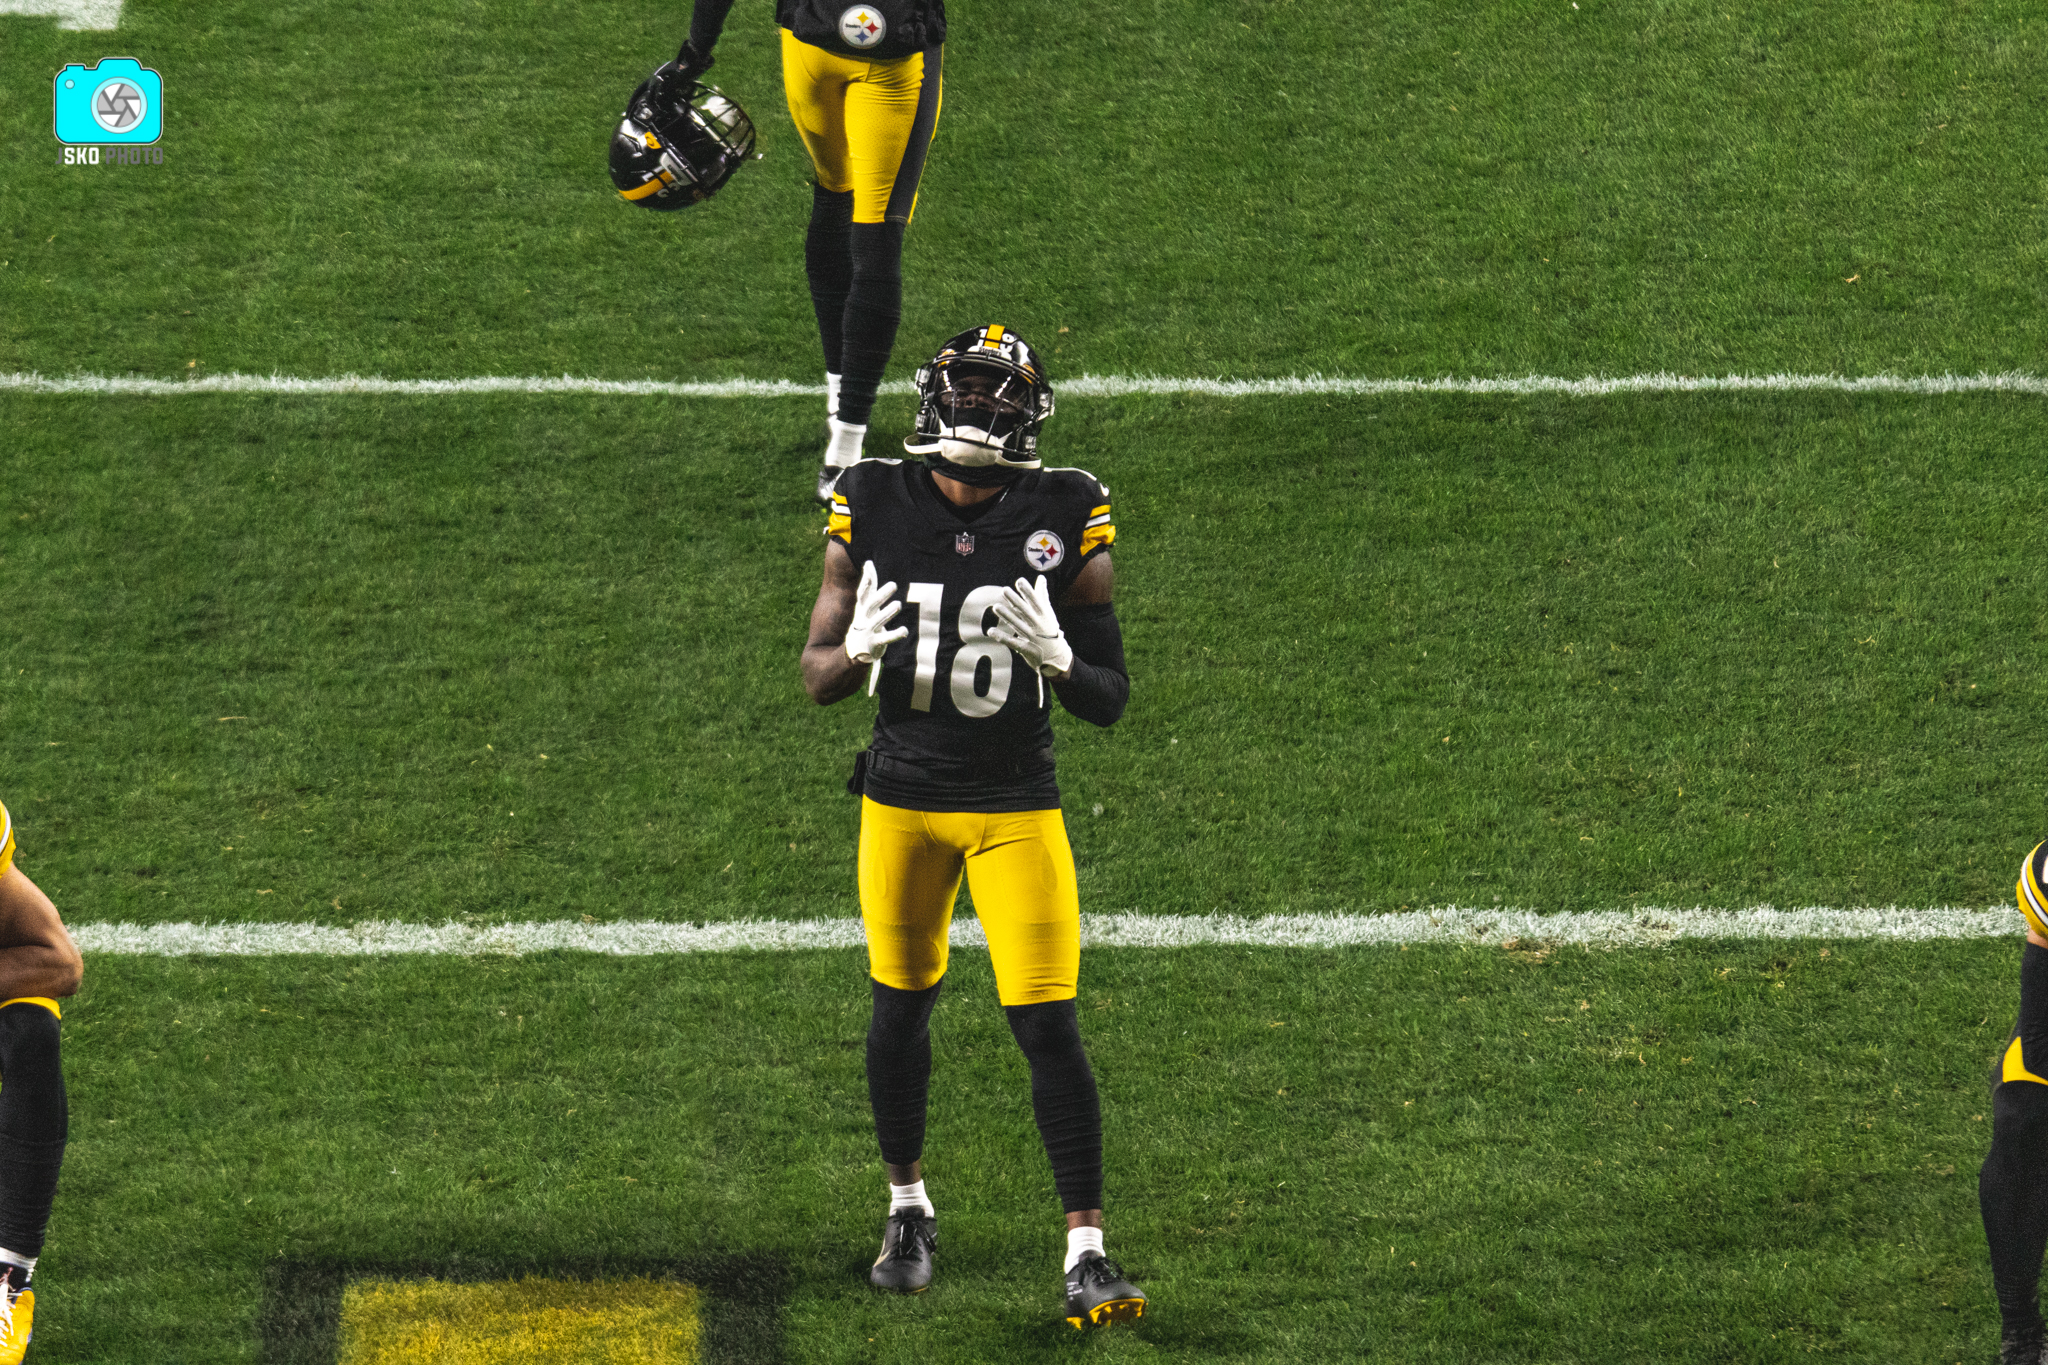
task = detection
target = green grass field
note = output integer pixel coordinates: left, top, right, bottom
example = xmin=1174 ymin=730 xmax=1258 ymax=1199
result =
xmin=49 ymin=944 xmax=2025 ymax=1362
xmin=4 ymin=0 xmax=2047 ymax=1358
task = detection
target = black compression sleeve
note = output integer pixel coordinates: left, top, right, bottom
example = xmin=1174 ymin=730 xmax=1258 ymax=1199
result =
xmin=1004 ymin=999 xmax=1103 ymax=1213
xmin=687 ymin=0 xmax=739 ymax=56
xmin=835 ymin=223 xmax=906 ymax=427
xmin=0 ymin=1004 xmax=66 ymax=1258
xmin=867 ymin=979 xmax=941 ymax=1167
xmin=1050 ymin=601 xmax=1128 ymax=727
xmin=1984 ymin=1077 xmax=2048 ymax=1341
xmin=2021 ymin=938 xmax=2048 ymax=1067
xmin=805 ymin=187 xmax=855 ymax=376
xmin=1983 ymin=941 xmax=2048 ymax=1342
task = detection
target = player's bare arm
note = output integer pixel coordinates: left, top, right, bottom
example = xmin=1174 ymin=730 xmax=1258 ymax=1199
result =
xmin=0 ymin=868 xmax=82 ymax=1002
xmin=802 ymin=538 xmax=868 ymax=705
xmin=1058 ymin=552 xmax=1112 ymax=610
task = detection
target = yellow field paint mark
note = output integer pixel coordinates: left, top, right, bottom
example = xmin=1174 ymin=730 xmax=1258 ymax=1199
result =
xmin=339 ymin=1275 xmax=700 ymax=1364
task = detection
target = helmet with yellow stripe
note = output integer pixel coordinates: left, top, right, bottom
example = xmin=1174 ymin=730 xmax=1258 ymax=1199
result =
xmin=609 ymin=74 xmax=757 ymax=211
xmin=903 ymin=325 xmax=1057 ymax=485
xmin=2019 ymin=841 xmax=2048 ymax=937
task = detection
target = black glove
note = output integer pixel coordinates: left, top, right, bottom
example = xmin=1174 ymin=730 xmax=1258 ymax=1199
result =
xmin=649 ymin=40 xmax=713 ymax=106
xmin=673 ymin=37 xmax=715 ymax=81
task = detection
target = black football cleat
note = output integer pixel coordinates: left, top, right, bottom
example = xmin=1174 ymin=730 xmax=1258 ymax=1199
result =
xmin=816 ymin=463 xmax=843 ymax=504
xmin=1065 ymin=1251 xmax=1144 ymax=1329
xmin=869 ymin=1208 xmax=936 ymax=1293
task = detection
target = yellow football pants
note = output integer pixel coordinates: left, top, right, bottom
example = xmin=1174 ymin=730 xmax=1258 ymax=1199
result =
xmin=858 ymin=798 xmax=1080 ymax=1006
xmin=780 ymin=30 xmax=942 ymax=224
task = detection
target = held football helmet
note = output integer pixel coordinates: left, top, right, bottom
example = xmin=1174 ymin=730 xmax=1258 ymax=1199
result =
xmin=610 ymin=70 xmax=757 ymax=211
xmin=903 ymin=325 xmax=1056 ymax=479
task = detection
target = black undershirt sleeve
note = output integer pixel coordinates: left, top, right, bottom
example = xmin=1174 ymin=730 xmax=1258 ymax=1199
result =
xmin=1051 ymin=601 xmax=1128 ymax=728
xmin=1982 ymin=940 xmax=2048 ymax=1345
xmin=687 ymin=0 xmax=739 ymax=56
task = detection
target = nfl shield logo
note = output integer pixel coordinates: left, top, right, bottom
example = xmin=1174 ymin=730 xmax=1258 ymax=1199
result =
xmin=955 ymin=532 xmax=975 ymax=555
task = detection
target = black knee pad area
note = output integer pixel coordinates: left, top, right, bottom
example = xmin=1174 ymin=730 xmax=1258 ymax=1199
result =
xmin=1004 ymin=998 xmax=1085 ymax=1061
xmin=0 ymin=1004 xmax=64 ymax=1145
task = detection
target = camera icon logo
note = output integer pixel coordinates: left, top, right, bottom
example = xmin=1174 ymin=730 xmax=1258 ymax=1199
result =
xmin=53 ymin=58 xmax=162 ymax=144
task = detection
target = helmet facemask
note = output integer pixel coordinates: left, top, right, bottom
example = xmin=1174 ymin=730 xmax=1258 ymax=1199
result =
xmin=611 ymin=80 xmax=757 ymax=210
xmin=904 ymin=337 xmax=1056 ymax=485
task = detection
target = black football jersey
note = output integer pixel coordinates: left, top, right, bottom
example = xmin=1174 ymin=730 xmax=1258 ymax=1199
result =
xmin=829 ymin=459 xmax=1115 ymax=813
xmin=778 ymin=0 xmax=945 ymax=58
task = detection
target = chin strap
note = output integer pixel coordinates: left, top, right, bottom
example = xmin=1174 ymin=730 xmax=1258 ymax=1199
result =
xmin=919 ymin=451 xmax=1026 ymax=487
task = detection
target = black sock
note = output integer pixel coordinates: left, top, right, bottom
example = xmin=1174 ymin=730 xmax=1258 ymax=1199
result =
xmin=804 ymin=186 xmax=855 ymax=380
xmin=866 ymin=979 xmax=941 ymax=1168
xmin=0 ymin=1004 xmax=66 ymax=1259
xmin=1982 ymin=942 xmax=2048 ymax=1341
xmin=1004 ymin=999 xmax=1103 ymax=1214
xmin=836 ymin=222 xmax=906 ymax=428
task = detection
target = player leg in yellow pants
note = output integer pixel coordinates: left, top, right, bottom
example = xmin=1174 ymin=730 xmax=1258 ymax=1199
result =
xmin=856 ymin=795 xmax=1103 ymax=1221
xmin=780 ymin=32 xmax=943 ymax=481
xmin=858 ymin=799 xmax=1078 ymax=1006
xmin=780 ymin=32 xmax=942 ymax=228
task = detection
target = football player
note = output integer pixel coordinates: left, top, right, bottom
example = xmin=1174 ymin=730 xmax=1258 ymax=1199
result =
xmin=800 ymin=326 xmax=1146 ymax=1328
xmin=0 ymin=803 xmax=84 ymax=1364
xmin=1984 ymin=842 xmax=2048 ymax=1364
xmin=662 ymin=0 xmax=946 ymax=500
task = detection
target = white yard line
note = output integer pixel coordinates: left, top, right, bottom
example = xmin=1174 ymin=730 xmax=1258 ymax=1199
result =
xmin=0 ymin=0 xmax=121 ymax=28
xmin=4 ymin=371 xmax=2047 ymax=400
xmin=65 ymin=907 xmax=2013 ymax=957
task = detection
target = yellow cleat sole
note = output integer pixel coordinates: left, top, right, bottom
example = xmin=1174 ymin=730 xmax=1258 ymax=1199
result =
xmin=1067 ymin=1296 xmax=1144 ymax=1330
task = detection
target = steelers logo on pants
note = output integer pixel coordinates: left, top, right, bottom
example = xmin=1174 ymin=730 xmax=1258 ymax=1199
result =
xmin=839 ymin=5 xmax=886 ymax=48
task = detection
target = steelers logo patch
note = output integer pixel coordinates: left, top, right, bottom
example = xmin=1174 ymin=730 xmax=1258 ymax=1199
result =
xmin=839 ymin=5 xmax=886 ymax=48
xmin=1024 ymin=530 xmax=1064 ymax=572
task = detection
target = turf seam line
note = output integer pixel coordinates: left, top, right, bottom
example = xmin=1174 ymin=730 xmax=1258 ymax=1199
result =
xmin=5 ymin=371 xmax=2048 ymax=399
xmin=64 ymin=908 xmax=2016 ymax=955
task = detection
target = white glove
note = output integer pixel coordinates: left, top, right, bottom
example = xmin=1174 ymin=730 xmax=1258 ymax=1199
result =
xmin=990 ymin=574 xmax=1074 ymax=678
xmin=844 ymin=560 xmax=909 ymax=664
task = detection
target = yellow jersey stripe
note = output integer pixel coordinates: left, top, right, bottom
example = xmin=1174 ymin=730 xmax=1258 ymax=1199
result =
xmin=2007 ymin=1035 xmax=2048 ymax=1086
xmin=827 ymin=511 xmax=852 ymax=543
xmin=1088 ymin=504 xmax=1110 ymax=517
xmin=0 ymin=800 xmax=12 ymax=879
xmin=0 ymin=998 xmax=59 ymax=1020
xmin=1079 ymin=524 xmax=1115 ymax=556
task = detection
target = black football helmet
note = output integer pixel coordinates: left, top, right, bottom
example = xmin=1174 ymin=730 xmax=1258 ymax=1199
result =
xmin=903 ymin=325 xmax=1056 ymax=475
xmin=610 ymin=70 xmax=757 ymax=211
